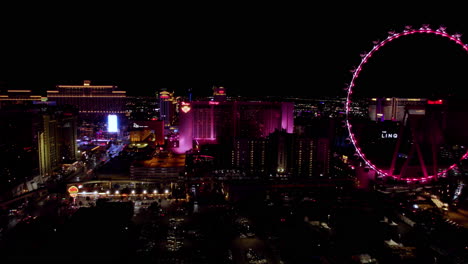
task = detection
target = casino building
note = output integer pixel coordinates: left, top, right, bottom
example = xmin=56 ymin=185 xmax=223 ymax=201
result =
xmin=47 ymin=80 xmax=127 ymax=121
xmin=175 ymin=100 xmax=294 ymax=154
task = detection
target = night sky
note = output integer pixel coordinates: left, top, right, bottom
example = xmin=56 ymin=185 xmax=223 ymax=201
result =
xmin=0 ymin=5 xmax=467 ymax=99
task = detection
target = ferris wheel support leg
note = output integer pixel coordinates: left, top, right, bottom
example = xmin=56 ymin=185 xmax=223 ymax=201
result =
xmin=414 ymin=141 xmax=429 ymax=179
xmin=400 ymin=143 xmax=416 ymax=180
xmin=390 ymin=120 xmax=406 ymax=176
xmin=431 ymin=137 xmax=438 ymax=180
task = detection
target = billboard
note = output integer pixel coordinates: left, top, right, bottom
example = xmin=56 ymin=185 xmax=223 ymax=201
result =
xmin=107 ymin=114 xmax=118 ymax=133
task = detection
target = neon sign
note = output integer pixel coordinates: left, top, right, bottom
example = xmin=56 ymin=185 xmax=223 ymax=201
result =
xmin=381 ymin=131 xmax=398 ymax=139
xmin=181 ymin=102 xmax=191 ymax=113
xmin=68 ymin=185 xmax=79 ymax=197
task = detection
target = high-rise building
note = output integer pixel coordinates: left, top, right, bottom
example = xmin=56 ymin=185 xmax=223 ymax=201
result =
xmin=0 ymin=90 xmax=46 ymax=108
xmin=295 ymin=118 xmax=336 ymax=178
xmin=295 ymin=137 xmax=314 ymax=178
xmin=38 ymin=106 xmax=79 ymax=177
xmin=47 ymin=80 xmax=126 ymax=120
xmin=316 ymin=137 xmax=331 ymax=177
xmin=232 ymin=138 xmax=268 ymax=175
xmin=158 ymin=88 xmax=177 ymax=128
xmin=176 ymin=100 xmax=294 ymax=154
xmin=213 ymin=85 xmax=227 ymax=102
xmin=267 ymin=130 xmax=295 ymax=178
xmin=0 ymin=104 xmax=78 ymax=190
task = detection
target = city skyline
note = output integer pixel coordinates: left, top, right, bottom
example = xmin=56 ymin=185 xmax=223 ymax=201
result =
xmin=3 ymin=7 xmax=468 ymax=263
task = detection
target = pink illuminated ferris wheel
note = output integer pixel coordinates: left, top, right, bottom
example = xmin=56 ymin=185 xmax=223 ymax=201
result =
xmin=345 ymin=24 xmax=468 ymax=182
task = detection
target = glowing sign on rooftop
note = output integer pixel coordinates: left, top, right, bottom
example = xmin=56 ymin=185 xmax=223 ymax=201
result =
xmin=180 ymin=102 xmax=191 ymax=113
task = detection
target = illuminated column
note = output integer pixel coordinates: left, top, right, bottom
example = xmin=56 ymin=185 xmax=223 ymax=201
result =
xmin=175 ymin=102 xmax=193 ymax=154
xmin=38 ymin=131 xmax=48 ymax=177
xmin=281 ymin=102 xmax=294 ymax=133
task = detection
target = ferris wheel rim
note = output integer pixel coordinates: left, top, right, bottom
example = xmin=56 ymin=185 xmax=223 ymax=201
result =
xmin=344 ymin=24 xmax=468 ymax=182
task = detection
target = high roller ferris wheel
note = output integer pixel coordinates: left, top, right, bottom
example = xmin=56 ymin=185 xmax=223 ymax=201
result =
xmin=345 ymin=24 xmax=468 ymax=183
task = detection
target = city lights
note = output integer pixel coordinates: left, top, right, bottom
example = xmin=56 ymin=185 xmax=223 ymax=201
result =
xmin=2 ymin=21 xmax=468 ymax=263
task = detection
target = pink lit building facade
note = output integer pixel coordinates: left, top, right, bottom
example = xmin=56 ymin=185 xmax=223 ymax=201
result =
xmin=174 ymin=101 xmax=294 ymax=154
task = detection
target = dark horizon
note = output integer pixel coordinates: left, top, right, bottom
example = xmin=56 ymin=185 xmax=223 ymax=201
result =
xmin=1 ymin=9 xmax=467 ymax=99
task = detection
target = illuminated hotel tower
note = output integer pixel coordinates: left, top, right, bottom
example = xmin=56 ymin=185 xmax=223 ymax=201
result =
xmin=0 ymin=90 xmax=45 ymax=108
xmin=0 ymin=104 xmax=78 ymax=182
xmin=47 ymin=80 xmax=126 ymax=119
xmin=213 ymin=85 xmax=227 ymax=102
xmin=175 ymin=100 xmax=294 ymax=154
xmin=159 ymin=88 xmax=177 ymax=128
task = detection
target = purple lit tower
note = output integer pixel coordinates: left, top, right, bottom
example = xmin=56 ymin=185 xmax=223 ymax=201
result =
xmin=176 ymin=102 xmax=194 ymax=154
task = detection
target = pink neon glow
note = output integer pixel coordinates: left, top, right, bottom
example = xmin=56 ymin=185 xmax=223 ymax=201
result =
xmin=427 ymin=99 xmax=443 ymax=105
xmin=345 ymin=25 xmax=468 ymax=181
xmin=209 ymin=101 xmax=220 ymax=105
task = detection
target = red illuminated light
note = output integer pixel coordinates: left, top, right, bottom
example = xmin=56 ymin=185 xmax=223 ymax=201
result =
xmin=427 ymin=99 xmax=443 ymax=105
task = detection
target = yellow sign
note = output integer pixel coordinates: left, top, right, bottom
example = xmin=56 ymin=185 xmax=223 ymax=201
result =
xmin=68 ymin=186 xmax=79 ymax=196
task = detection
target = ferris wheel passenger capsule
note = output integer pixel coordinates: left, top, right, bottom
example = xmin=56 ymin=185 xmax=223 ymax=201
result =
xmin=452 ymin=33 xmax=462 ymax=40
xmin=420 ymin=24 xmax=431 ymax=30
xmin=437 ymin=26 xmax=447 ymax=33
